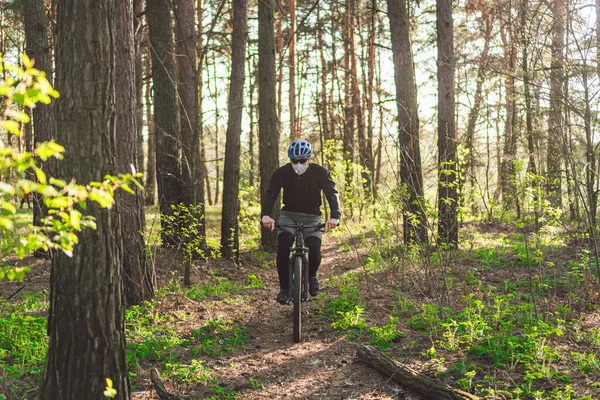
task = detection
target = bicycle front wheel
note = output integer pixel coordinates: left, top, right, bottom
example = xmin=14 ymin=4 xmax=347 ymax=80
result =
xmin=293 ymin=255 xmax=302 ymax=343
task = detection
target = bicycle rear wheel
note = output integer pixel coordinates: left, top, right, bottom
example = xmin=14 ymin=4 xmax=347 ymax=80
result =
xmin=292 ymin=255 xmax=302 ymax=343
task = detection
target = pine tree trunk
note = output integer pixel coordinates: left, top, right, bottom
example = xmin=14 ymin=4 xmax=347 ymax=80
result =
xmin=547 ymin=0 xmax=565 ymax=207
xmin=147 ymin=0 xmax=184 ymax=247
xmin=289 ymin=0 xmax=297 ymax=140
xmin=220 ymin=0 xmax=248 ymax=261
xmin=464 ymin=11 xmax=492 ymax=213
xmin=386 ymin=0 xmax=428 ymax=244
xmin=40 ymin=0 xmax=130 ymax=397
xmin=499 ymin=11 xmax=518 ymax=212
xmin=174 ymin=0 xmax=196 ymax=206
xmin=145 ymin=52 xmax=158 ymax=205
xmin=259 ymin=0 xmax=280 ymax=251
xmin=116 ymin=0 xmax=154 ymax=307
xmin=23 ymin=0 xmax=55 ymax=257
xmin=343 ymin=0 xmax=355 ymax=194
xmin=437 ymin=0 xmax=458 ymax=247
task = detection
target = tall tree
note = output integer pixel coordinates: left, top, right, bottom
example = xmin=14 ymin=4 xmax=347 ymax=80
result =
xmin=40 ymin=0 xmax=130 ymax=398
xmin=386 ymin=0 xmax=428 ymax=244
xmin=437 ymin=0 xmax=458 ymax=247
xmin=342 ymin=0 xmax=356 ymax=193
xmin=174 ymin=0 xmax=196 ymax=206
xmin=175 ymin=0 xmax=207 ymax=254
xmin=144 ymin=52 xmax=158 ymax=205
xmin=464 ymin=2 xmax=493 ymax=212
xmin=23 ymin=0 xmax=55 ymax=257
xmin=147 ymin=0 xmax=184 ymax=246
xmin=220 ymin=0 xmax=248 ymax=260
xmin=547 ymin=0 xmax=566 ymax=207
xmin=288 ymin=0 xmax=297 ymax=140
xmin=259 ymin=0 xmax=280 ymax=251
xmin=116 ymin=0 xmax=153 ymax=306
xmin=499 ymin=3 xmax=519 ymax=212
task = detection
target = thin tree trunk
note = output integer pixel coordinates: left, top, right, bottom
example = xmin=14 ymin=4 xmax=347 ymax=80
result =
xmin=24 ymin=0 xmax=55 ymax=258
xmin=547 ymin=0 xmax=566 ymax=207
xmin=288 ymin=0 xmax=297 ymax=140
xmin=41 ymin=0 xmax=130 ymax=397
xmin=145 ymin=52 xmax=158 ymax=205
xmin=212 ymin=52 xmax=221 ymax=206
xmin=259 ymin=0 xmax=280 ymax=251
xmin=220 ymin=0 xmax=248 ymax=261
xmin=174 ymin=0 xmax=196 ymax=206
xmin=248 ymin=55 xmax=257 ymax=187
xmin=147 ymin=0 xmax=184 ymax=247
xmin=134 ymin=0 xmax=145 ymax=179
xmin=116 ymin=0 xmax=153 ymax=306
xmin=277 ymin=0 xmax=284 ymax=121
xmin=387 ymin=0 xmax=428 ymax=244
xmin=317 ymin=8 xmax=330 ymax=143
xmin=464 ymin=11 xmax=492 ymax=214
xmin=499 ymin=10 xmax=518 ymax=212
xmin=437 ymin=0 xmax=458 ymax=247
xmin=343 ymin=0 xmax=355 ymax=196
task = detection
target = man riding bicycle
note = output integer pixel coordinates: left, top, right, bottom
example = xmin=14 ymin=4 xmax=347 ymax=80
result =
xmin=261 ymin=140 xmax=341 ymax=304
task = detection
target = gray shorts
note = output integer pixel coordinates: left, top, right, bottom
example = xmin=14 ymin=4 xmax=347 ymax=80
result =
xmin=278 ymin=211 xmax=323 ymax=241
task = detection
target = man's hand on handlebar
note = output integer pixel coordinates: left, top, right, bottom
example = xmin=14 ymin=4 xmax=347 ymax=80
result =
xmin=261 ymin=215 xmax=275 ymax=231
xmin=325 ymin=218 xmax=339 ymax=232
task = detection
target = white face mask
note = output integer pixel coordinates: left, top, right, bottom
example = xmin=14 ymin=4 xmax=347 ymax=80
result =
xmin=292 ymin=162 xmax=309 ymax=175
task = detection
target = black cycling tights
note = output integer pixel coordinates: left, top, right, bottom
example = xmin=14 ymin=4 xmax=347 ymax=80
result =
xmin=276 ymin=232 xmax=322 ymax=290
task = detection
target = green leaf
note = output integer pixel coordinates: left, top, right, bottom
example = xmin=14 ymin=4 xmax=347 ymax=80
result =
xmin=1 ymin=201 xmax=16 ymax=214
xmin=22 ymin=54 xmax=32 ymax=69
xmin=0 ymin=216 xmax=14 ymax=230
xmin=46 ymin=197 xmax=70 ymax=209
xmin=1 ymin=120 xmax=20 ymax=136
xmin=35 ymin=167 xmax=47 ymax=184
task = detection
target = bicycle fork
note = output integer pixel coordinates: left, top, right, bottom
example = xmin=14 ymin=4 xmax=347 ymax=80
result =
xmin=288 ymin=249 xmax=310 ymax=302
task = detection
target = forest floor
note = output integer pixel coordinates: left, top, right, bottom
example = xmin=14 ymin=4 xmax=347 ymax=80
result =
xmin=2 ymin=216 xmax=600 ymax=399
xmin=128 ymin=229 xmax=424 ymax=400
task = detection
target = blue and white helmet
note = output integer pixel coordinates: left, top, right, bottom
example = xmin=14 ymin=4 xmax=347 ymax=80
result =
xmin=287 ymin=140 xmax=313 ymax=159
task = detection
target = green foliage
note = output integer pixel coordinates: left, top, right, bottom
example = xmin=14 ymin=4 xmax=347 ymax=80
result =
xmin=0 ymin=291 xmax=48 ymax=399
xmin=164 ymin=359 xmax=213 ymax=385
xmin=0 ymin=55 xmax=142 ymax=281
xmin=187 ymin=277 xmax=243 ymax=300
xmin=245 ymin=273 xmax=263 ymax=289
xmin=369 ymin=316 xmax=403 ymax=349
xmin=191 ymin=317 xmax=249 ymax=357
xmin=331 ymin=305 xmax=367 ymax=332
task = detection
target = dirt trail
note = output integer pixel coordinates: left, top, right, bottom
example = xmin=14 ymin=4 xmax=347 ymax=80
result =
xmin=165 ymin=239 xmax=423 ymax=400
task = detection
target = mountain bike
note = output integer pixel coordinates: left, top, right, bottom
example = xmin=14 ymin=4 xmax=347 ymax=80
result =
xmin=276 ymin=222 xmax=325 ymax=343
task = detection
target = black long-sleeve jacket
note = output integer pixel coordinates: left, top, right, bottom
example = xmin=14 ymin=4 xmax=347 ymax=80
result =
xmin=261 ymin=163 xmax=341 ymax=220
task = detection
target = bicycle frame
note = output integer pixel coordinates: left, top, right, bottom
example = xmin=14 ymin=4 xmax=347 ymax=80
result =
xmin=277 ymin=222 xmax=325 ymax=303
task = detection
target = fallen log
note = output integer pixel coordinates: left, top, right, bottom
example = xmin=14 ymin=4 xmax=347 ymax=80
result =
xmin=356 ymin=345 xmax=481 ymax=400
xmin=150 ymin=369 xmax=176 ymax=400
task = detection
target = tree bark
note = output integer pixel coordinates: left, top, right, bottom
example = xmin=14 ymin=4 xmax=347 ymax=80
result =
xmin=174 ymin=0 xmax=196 ymax=207
xmin=464 ymin=10 xmax=492 ymax=213
xmin=40 ymin=0 xmax=130 ymax=398
xmin=386 ymin=0 xmax=428 ymax=244
xmin=144 ymin=52 xmax=158 ymax=205
xmin=343 ymin=0 xmax=356 ymax=194
xmin=288 ymin=0 xmax=297 ymax=140
xmin=357 ymin=345 xmax=480 ymax=400
xmin=259 ymin=0 xmax=281 ymax=251
xmin=220 ymin=0 xmax=248 ymax=261
xmin=23 ymin=0 xmax=55 ymax=258
xmin=499 ymin=8 xmax=519 ymax=212
xmin=547 ymin=0 xmax=565 ymax=207
xmin=147 ymin=0 xmax=184 ymax=247
xmin=116 ymin=0 xmax=153 ymax=307
xmin=437 ymin=0 xmax=458 ymax=247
